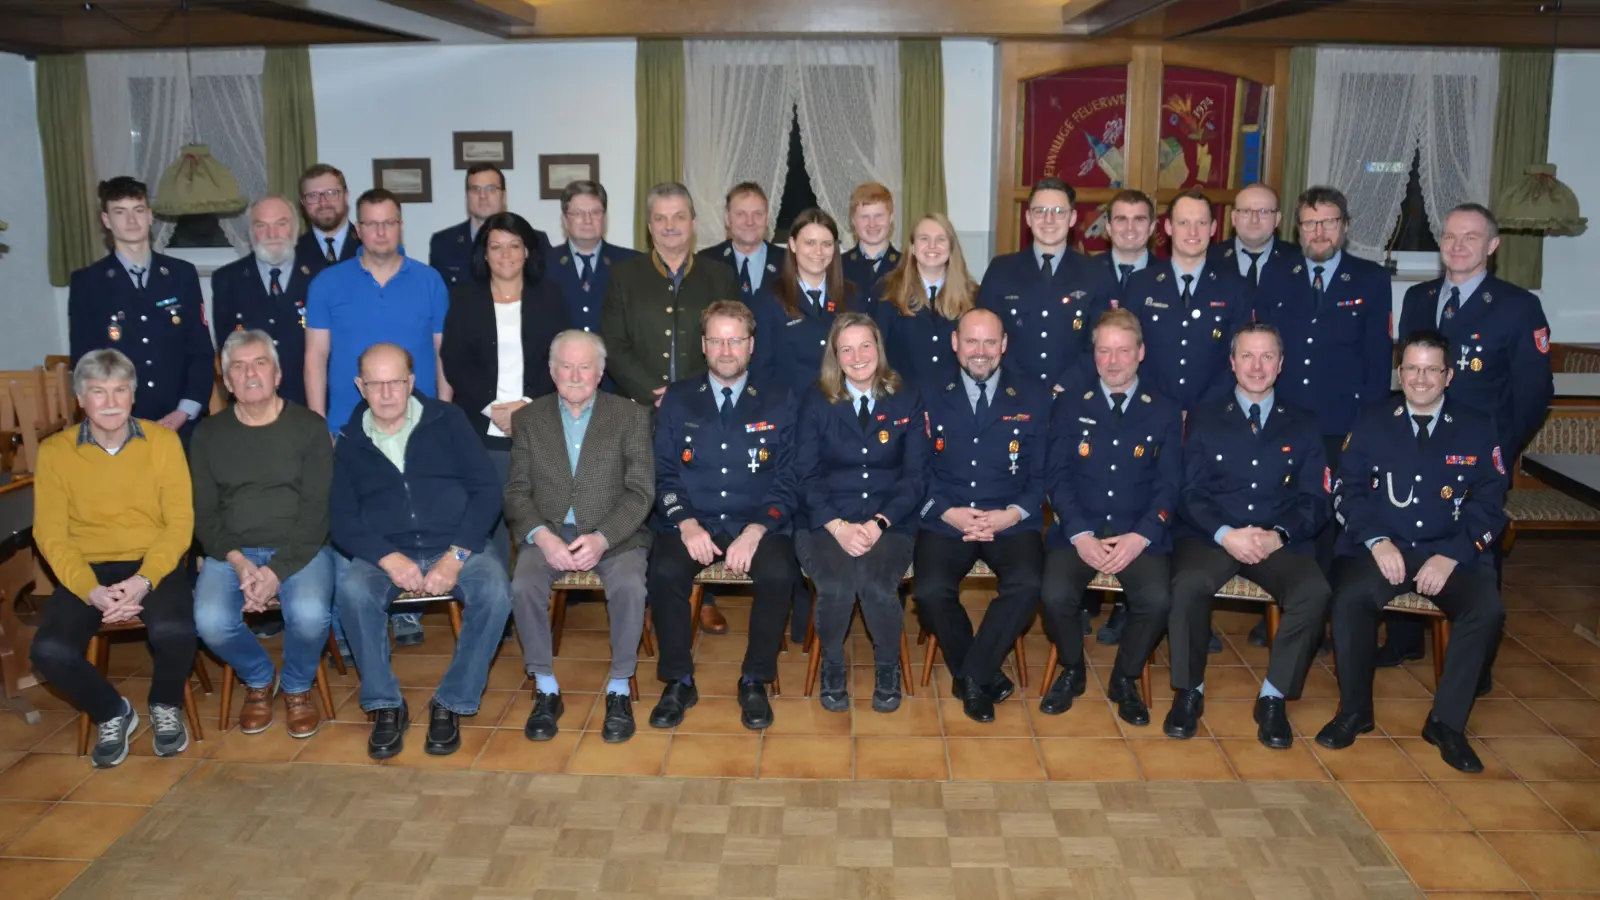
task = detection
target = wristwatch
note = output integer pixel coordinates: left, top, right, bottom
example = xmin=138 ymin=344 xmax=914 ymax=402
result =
xmin=136 ymin=575 xmax=153 ymax=592
xmin=1271 ymin=526 xmax=1292 ymax=545
xmin=873 ymin=515 xmax=891 ymax=532
xmin=449 ymin=546 xmax=472 ymax=563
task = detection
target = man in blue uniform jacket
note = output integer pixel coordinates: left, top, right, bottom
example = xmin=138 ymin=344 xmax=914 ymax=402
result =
xmin=1097 ymin=189 xmax=1158 ymax=300
xmin=841 ymin=182 xmax=899 ymax=303
xmin=1319 ymin=330 xmax=1507 ymax=773
xmin=698 ymin=182 xmax=787 ymax=303
xmin=1207 ymin=183 xmax=1295 ymax=297
xmin=978 ymin=177 xmax=1116 ymax=392
xmin=211 ymin=195 xmax=312 ymax=405
xmin=68 ymin=176 xmax=213 ymax=443
xmin=294 ymin=163 xmax=360 ymax=277
xmin=544 ymin=180 xmax=638 ymax=335
xmin=1169 ymin=323 xmax=1333 ymax=749
xmin=430 ymin=163 xmax=553 ymax=288
xmin=912 ymin=309 xmax=1048 ymax=723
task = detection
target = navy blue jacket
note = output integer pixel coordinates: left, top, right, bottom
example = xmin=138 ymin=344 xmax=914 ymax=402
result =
xmin=1255 ymin=250 xmax=1394 ymax=437
xmin=1207 ymin=239 xmax=1300 ymax=303
xmin=68 ymin=252 xmax=214 ymax=423
xmin=795 ymin=385 xmax=929 ymax=532
xmin=1396 ymin=274 xmax=1554 ymax=457
xmin=978 ymin=249 xmax=1116 ymax=390
xmin=698 ymin=240 xmax=787 ymax=303
xmin=1334 ymin=397 xmax=1508 ymax=566
xmin=1095 ymin=251 xmax=1149 ymax=300
xmin=294 ymin=227 xmax=359 ymax=278
xmin=1115 ymin=263 xmax=1253 ymax=412
xmin=210 ymin=254 xmax=310 ymax=406
xmin=428 ymin=220 xmax=554 ymax=289
xmin=749 ymin=284 xmax=846 ymax=396
xmin=842 ymin=244 xmax=899 ymax=311
xmin=918 ymin=371 xmax=1047 ymax=540
xmin=872 ymin=301 xmax=960 ymax=390
xmin=330 ymin=393 xmax=501 ymax=565
xmin=1178 ymin=391 xmax=1331 ymax=554
xmin=1046 ymin=381 xmax=1184 ymax=553
xmin=544 ymin=240 xmax=639 ymax=335
xmin=654 ymin=375 xmax=801 ymax=536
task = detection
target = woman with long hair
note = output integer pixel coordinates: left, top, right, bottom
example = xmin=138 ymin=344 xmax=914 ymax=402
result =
xmin=794 ymin=313 xmax=928 ymax=714
xmin=749 ymin=208 xmax=857 ymax=394
xmin=871 ymin=213 xmax=979 ymax=388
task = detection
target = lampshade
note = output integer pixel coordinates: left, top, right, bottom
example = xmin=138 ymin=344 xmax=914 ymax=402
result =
xmin=150 ymin=144 xmax=247 ymax=217
xmin=1497 ymin=163 xmax=1587 ymax=237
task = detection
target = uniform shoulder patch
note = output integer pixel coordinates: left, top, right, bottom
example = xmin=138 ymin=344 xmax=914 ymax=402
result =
xmin=1534 ymin=327 xmax=1551 ymax=354
xmin=1493 ymin=446 xmax=1506 ymax=474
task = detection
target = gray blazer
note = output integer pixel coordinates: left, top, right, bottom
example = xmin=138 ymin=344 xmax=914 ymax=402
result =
xmin=505 ymin=391 xmax=654 ymax=559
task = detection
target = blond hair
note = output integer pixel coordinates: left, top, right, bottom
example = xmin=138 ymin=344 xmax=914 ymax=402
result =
xmin=880 ymin=214 xmax=977 ymax=321
xmin=818 ymin=313 xmax=902 ymax=403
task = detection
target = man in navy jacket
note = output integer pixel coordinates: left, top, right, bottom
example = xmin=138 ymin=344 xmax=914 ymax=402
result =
xmin=544 ymin=180 xmax=638 ymax=335
xmin=430 ymin=163 xmax=553 ymax=288
xmin=211 ymin=195 xmax=312 ymax=405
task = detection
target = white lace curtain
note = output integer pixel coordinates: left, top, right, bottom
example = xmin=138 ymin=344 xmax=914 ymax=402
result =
xmin=1306 ymin=47 xmax=1499 ymax=258
xmin=684 ymin=41 xmax=902 ymax=249
xmin=86 ymin=49 xmax=268 ymax=253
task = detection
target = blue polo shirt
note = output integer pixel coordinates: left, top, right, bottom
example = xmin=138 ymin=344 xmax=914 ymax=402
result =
xmin=306 ymin=251 xmax=449 ymax=431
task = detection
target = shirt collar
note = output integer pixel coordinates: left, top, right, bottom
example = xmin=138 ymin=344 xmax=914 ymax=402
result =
xmin=1032 ymin=245 xmax=1063 ymax=272
xmin=363 ymin=395 xmax=423 ymax=439
xmin=1100 ymin=378 xmax=1139 ymax=408
xmin=317 ymin=221 xmax=350 ymax=244
xmin=1171 ymin=258 xmax=1206 ymax=280
xmin=1111 ymin=251 xmax=1148 ymax=271
xmin=256 ymin=255 xmax=291 ymax=286
xmin=798 ymin=276 xmax=827 ymax=301
xmin=561 ymin=397 xmax=596 ymax=422
xmin=710 ymin=372 xmax=748 ymax=401
xmin=860 ymin=244 xmax=890 ymax=261
xmin=1235 ymin=387 xmax=1274 ymax=417
xmin=1405 ymin=400 xmax=1443 ymax=430
xmin=733 ymin=242 xmax=768 ymax=270
xmin=959 ymin=367 xmax=999 ymax=397
xmin=1446 ymin=269 xmax=1489 ymax=301
xmin=77 ymin=418 xmax=145 ymax=448
xmin=570 ymin=240 xmax=602 ymax=259
xmin=1308 ymin=250 xmax=1342 ymax=283
xmin=845 ymin=381 xmax=874 ymax=405
xmin=115 ymin=251 xmax=151 ymax=275
xmin=921 ymin=274 xmax=945 ymax=293
xmin=1234 ymin=237 xmax=1273 ymax=259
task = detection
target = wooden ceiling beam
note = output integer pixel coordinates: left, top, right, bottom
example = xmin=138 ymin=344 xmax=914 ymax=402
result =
xmin=0 ymin=3 xmax=412 ymax=53
xmin=1164 ymin=7 xmax=1599 ymax=46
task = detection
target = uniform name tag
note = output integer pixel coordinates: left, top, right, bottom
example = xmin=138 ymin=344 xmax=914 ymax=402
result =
xmin=745 ymin=422 xmax=775 ymax=433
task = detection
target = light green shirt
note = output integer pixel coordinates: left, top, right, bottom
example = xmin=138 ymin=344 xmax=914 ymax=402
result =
xmin=363 ymin=396 xmax=423 ymax=472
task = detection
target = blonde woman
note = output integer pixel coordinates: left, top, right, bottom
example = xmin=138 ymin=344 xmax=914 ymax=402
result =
xmin=871 ymin=213 xmax=979 ymax=388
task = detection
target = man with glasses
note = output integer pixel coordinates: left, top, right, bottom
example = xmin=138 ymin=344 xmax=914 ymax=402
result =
xmin=295 ymin=164 xmax=360 ymax=276
xmin=1209 ymin=183 xmax=1291 ymax=294
xmin=430 ymin=163 xmax=552 ymax=288
xmin=546 ymin=180 xmax=638 ymax=335
xmin=978 ymin=177 xmax=1116 ymax=394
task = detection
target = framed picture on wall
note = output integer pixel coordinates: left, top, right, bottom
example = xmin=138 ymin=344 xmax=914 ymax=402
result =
xmin=539 ymin=154 xmax=599 ymax=200
xmin=372 ymin=158 xmax=433 ymax=204
xmin=454 ymin=131 xmax=514 ymax=169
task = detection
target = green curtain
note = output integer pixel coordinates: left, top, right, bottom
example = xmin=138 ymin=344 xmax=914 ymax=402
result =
xmin=898 ymin=39 xmax=947 ymax=239
xmin=634 ymin=39 xmax=684 ymax=251
xmin=1277 ymin=47 xmax=1316 ymax=242
xmin=262 ymin=46 xmax=319 ymax=199
xmin=1490 ymin=50 xmax=1554 ymax=289
xmin=37 ymin=54 xmax=100 ymax=287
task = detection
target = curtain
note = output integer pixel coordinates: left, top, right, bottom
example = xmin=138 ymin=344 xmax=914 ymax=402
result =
xmin=37 ymin=54 xmax=101 ymax=287
xmin=898 ymin=39 xmax=945 ymax=240
xmin=794 ymin=41 xmax=901 ymax=241
xmin=263 ymin=46 xmax=318 ymax=199
xmin=1278 ymin=47 xmax=1315 ymax=241
xmin=1307 ymin=47 xmax=1499 ymax=259
xmin=634 ymin=39 xmax=684 ymax=251
xmin=87 ymin=49 xmax=268 ymax=253
xmin=1490 ymin=50 xmax=1553 ymax=288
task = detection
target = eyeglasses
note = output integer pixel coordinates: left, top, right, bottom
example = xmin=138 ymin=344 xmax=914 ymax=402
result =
xmin=564 ymin=209 xmax=604 ymax=222
xmin=1399 ymin=364 xmax=1446 ymax=378
xmin=301 ymin=189 xmax=344 ymax=204
xmin=359 ymin=220 xmax=400 ymax=232
xmin=1299 ymin=217 xmax=1344 ymax=233
xmin=467 ymin=185 xmax=504 ymax=197
xmin=705 ymin=337 xmax=749 ymax=349
xmin=1235 ymin=207 xmax=1279 ymax=220
xmin=360 ymin=378 xmax=411 ymax=393
xmin=1029 ymin=205 xmax=1069 ymax=220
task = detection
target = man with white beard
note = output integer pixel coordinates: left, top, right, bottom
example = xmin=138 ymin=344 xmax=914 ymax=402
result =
xmin=211 ymin=195 xmax=313 ymax=405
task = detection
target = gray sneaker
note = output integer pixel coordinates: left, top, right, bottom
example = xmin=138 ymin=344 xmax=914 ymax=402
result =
xmin=91 ymin=697 xmax=138 ymax=769
xmin=149 ymin=703 xmax=189 ymax=757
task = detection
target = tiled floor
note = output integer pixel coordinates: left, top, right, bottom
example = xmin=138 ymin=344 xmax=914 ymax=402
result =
xmin=0 ymin=534 xmax=1596 ymax=897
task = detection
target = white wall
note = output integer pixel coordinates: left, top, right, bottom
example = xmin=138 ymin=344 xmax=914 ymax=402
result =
xmin=942 ymin=39 xmax=999 ymax=277
xmin=0 ymin=54 xmax=62 ymax=368
xmin=1542 ymin=50 xmax=1600 ymax=343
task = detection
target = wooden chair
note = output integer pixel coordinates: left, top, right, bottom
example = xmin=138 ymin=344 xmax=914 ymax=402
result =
xmin=76 ymin=620 xmax=210 ymax=756
xmin=801 ymin=567 xmax=915 ymax=698
xmin=215 ymin=598 xmax=340 ymax=731
xmin=0 ymin=365 xmax=71 ymax=474
xmin=910 ymin=559 xmax=1031 ymax=689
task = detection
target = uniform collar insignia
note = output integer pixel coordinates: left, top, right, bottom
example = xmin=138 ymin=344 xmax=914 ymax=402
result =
xmin=1225 ymin=402 xmax=1236 ymax=412
xmin=1005 ymin=386 xmax=1016 ymax=396
xmin=1340 ymin=272 xmax=1351 ymax=281
xmin=105 ymin=268 xmax=115 ymax=278
xmin=1292 ymin=264 xmax=1303 ymax=274
xmin=698 ymin=383 xmax=707 ymax=391
xmin=1393 ymin=405 xmax=1404 ymax=416
xmin=1082 ymin=391 xmax=1094 ymax=400
xmin=746 ymin=386 xmax=757 ymax=396
xmin=1442 ymin=412 xmax=1453 ymax=423
xmin=722 ymin=247 xmax=732 ymax=256
xmin=1483 ymin=292 xmax=1493 ymax=303
xmin=300 ymin=264 xmax=311 ymax=275
xmin=1140 ymin=394 xmax=1151 ymax=402
xmin=158 ymin=266 xmax=168 ymax=276
xmin=1224 ymin=248 xmax=1234 ymax=258
xmin=559 ymin=255 xmax=569 ymax=265
xmin=946 ymin=383 xmax=957 ymax=391
xmin=1156 ymin=272 xmax=1166 ymax=282
xmin=457 ymin=234 xmax=465 ymax=243
xmin=766 ymin=263 xmax=777 ymax=273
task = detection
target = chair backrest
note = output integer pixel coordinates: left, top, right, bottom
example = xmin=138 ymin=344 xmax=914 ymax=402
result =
xmin=1515 ymin=405 xmax=1600 ymax=489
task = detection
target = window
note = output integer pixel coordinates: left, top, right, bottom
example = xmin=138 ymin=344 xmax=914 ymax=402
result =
xmin=1390 ymin=149 xmax=1439 ymax=254
xmin=773 ymin=105 xmax=819 ymax=243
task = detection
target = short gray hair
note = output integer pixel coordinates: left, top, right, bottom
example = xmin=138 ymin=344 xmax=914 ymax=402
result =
xmin=549 ymin=329 xmax=607 ymax=367
xmin=248 ymin=194 xmax=302 ymax=238
xmin=72 ymin=349 xmax=137 ymax=397
xmin=1230 ymin=321 xmax=1283 ymax=355
xmin=220 ymin=328 xmax=281 ymax=373
xmin=645 ymin=181 xmax=696 ymax=221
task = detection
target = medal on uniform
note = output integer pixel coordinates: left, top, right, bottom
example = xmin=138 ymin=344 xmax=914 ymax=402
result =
xmin=1471 ymin=358 xmax=1482 ymax=371
xmin=1008 ymin=450 xmax=1020 ymax=475
xmin=1078 ymin=441 xmax=1090 ymax=457
xmin=107 ymin=316 xmax=121 ymax=341
xmin=1134 ymin=445 xmax=1145 ymax=458
xmin=171 ymin=315 xmax=181 ymax=324
xmin=934 ymin=437 xmax=944 ymax=452
xmin=1008 ymin=440 xmax=1020 ymax=453
xmin=748 ymin=448 xmax=761 ymax=473
xmin=1072 ymin=318 xmax=1082 ymax=331
xmin=878 ymin=430 xmax=889 ymax=444
xmin=1441 ymin=486 xmax=1453 ymax=499
xmin=1453 ymin=495 xmax=1465 ymax=521
xmin=1212 ymin=328 xmax=1222 ymax=339
xmin=682 ymin=448 xmax=693 ymax=463
xmin=758 ymin=447 xmax=769 ymax=462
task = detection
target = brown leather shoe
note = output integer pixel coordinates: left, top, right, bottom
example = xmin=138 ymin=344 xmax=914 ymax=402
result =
xmin=698 ymin=603 xmax=729 ymax=635
xmin=283 ymin=690 xmax=321 ymax=739
xmin=238 ymin=681 xmax=276 ymax=734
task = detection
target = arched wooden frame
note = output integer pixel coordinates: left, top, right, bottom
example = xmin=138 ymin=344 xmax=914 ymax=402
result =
xmin=993 ymin=41 xmax=1291 ymax=254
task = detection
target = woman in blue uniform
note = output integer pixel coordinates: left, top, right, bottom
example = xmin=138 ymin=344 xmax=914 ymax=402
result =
xmin=749 ymin=209 xmax=857 ymax=395
xmin=871 ymin=213 xmax=978 ymax=389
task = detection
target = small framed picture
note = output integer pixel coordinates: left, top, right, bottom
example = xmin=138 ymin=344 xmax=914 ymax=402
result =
xmin=372 ymin=158 xmax=432 ymax=204
xmin=454 ymin=131 xmax=514 ymax=170
xmin=540 ymin=154 xmax=600 ymax=200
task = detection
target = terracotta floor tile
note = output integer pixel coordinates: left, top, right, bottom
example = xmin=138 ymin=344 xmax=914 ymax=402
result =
xmin=938 ymin=699 xmax=1032 ymax=737
xmin=1340 ymin=782 xmax=1469 ymax=831
xmin=0 ymin=751 xmax=21 ymax=773
xmin=852 ymin=698 xmax=944 ymax=737
xmin=1298 ymin=666 xmax=1341 ymax=700
xmin=854 ymin=738 xmax=949 ymax=781
xmin=0 ymin=800 xmax=52 ymax=848
xmin=1435 ymin=780 xmax=1571 ymax=831
xmin=66 ymin=756 xmax=195 ymax=805
xmin=1192 ymin=700 xmax=1263 ymax=739
xmin=566 ymin=732 xmax=670 ymax=776
xmin=1026 ymin=698 xmax=1124 ymax=738
xmin=1287 ymin=698 xmax=1344 ymax=738
xmin=1414 ymin=894 xmax=1534 ymax=900
xmin=662 ymin=734 xmax=760 ymax=779
xmin=289 ymin=722 xmax=384 ymax=766
xmin=1558 ymin=666 xmax=1600 ymax=697
xmin=1485 ymin=738 xmax=1600 ymax=781
xmin=763 ymin=699 xmax=853 ymax=737
xmin=1372 ymin=666 xmax=1435 ymax=699
xmin=758 ymin=736 xmax=852 ymax=779
xmin=1312 ymin=736 xmax=1425 ymax=781
xmin=1572 ymin=737 xmax=1600 ymax=764
xmin=1036 ymin=738 xmax=1142 ymax=781
xmin=3 ymin=802 xmax=149 ymax=859
xmin=946 ymin=737 xmax=1043 ymax=781
xmin=1374 ymin=699 xmax=1439 ymax=738
xmin=1483 ymin=831 xmax=1600 ymax=891
xmin=1467 ymin=700 xmax=1560 ymax=737
xmin=1504 ymin=611 xmax=1573 ymax=638
xmin=1218 ymin=739 xmax=1330 ymax=781
xmin=205 ymin=722 xmax=308 ymax=762
xmin=1494 ymin=666 xmax=1594 ymax=700
xmin=0 ymin=859 xmax=88 ymax=900
xmin=473 ymin=728 xmax=578 ymax=773
xmin=1523 ymin=699 xmax=1600 ymax=737
xmin=1532 ymin=637 xmax=1600 ymax=668
xmin=0 ymin=754 xmax=93 ymax=802
xmin=1193 ymin=666 xmax=1263 ymax=700
xmin=1528 ymin=781 xmax=1600 ymax=830
xmin=1394 ymin=737 xmax=1518 ymax=781
xmin=382 ymin=725 xmax=493 ymax=769
xmin=0 ymin=712 xmax=76 ymax=753
xmin=1128 ymin=738 xmax=1236 ymax=781
xmin=1379 ymin=832 xmax=1526 ymax=891
xmin=660 ymin=697 xmax=763 ymax=736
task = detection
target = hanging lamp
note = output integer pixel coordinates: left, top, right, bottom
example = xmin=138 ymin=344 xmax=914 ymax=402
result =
xmin=149 ymin=0 xmax=247 ymax=218
xmin=1494 ymin=0 xmax=1585 ymax=237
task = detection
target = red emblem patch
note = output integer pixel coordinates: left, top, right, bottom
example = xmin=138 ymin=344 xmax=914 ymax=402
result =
xmin=1157 ymin=509 xmax=1169 ymax=523
xmin=1323 ymin=466 xmax=1332 ymax=493
xmin=1493 ymin=446 xmax=1505 ymax=474
xmin=1534 ymin=327 xmax=1551 ymax=355
xmin=767 ymin=506 xmax=782 ymax=520
xmin=681 ymin=449 xmax=693 ymax=464
xmin=1109 ymin=299 xmax=1120 ymax=309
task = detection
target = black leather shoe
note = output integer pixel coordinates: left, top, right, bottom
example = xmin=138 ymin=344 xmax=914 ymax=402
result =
xmin=1038 ymin=664 xmax=1086 ymax=715
xmin=1315 ymin=710 xmax=1375 ymax=750
xmin=1208 ymin=628 xmax=1224 ymax=655
xmin=602 ymin=692 xmax=636 ymax=743
xmin=871 ymin=664 xmax=902 ymax=713
xmin=1079 ymin=608 xmax=1093 ymax=636
xmin=819 ymin=663 xmax=849 ymax=712
xmin=1253 ymin=696 xmax=1292 ymax=749
xmin=1374 ymin=641 xmax=1425 ymax=668
xmin=986 ymin=672 xmax=1016 ymax=704
xmin=1423 ymin=715 xmax=1483 ymax=773
xmin=367 ymin=701 xmax=409 ymax=760
xmin=1247 ymin=617 xmax=1269 ymax=648
xmin=1107 ymin=675 xmax=1150 ymax=727
xmin=424 ymin=702 xmax=460 ymax=756
xmin=955 ymin=676 xmax=995 ymax=723
xmin=648 ymin=681 xmax=698 ymax=729
xmin=737 ymin=679 xmax=773 ymax=730
xmin=523 ymin=690 xmax=564 ymax=742
xmin=1164 ymin=689 xmax=1204 ymax=739
xmin=1096 ymin=604 xmax=1126 ymax=645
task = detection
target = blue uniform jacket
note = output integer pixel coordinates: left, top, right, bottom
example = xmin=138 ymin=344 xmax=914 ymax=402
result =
xmin=544 ymin=241 xmax=639 ymax=334
xmin=654 ymin=375 xmax=801 ymax=536
xmin=68 ymin=252 xmax=214 ymax=423
xmin=1206 ymin=239 xmax=1299 ymax=304
xmin=842 ymin=244 xmax=898 ymax=311
xmin=428 ymin=220 xmax=554 ymax=288
xmin=872 ymin=301 xmax=960 ymax=390
xmin=978 ymin=249 xmax=1116 ymax=389
xmin=1334 ymin=397 xmax=1508 ymax=566
xmin=210 ymin=253 xmax=311 ymax=406
xmin=1178 ymin=392 xmax=1331 ymax=553
xmin=795 ymin=385 xmax=929 ymax=532
xmin=1396 ymin=274 xmax=1554 ymax=457
xmin=699 ymin=240 xmax=787 ymax=303
xmin=1115 ymin=264 xmax=1253 ymax=412
xmin=294 ymin=228 xmax=359 ymax=279
xmin=749 ymin=284 xmax=844 ymax=396
xmin=917 ymin=370 xmax=1048 ymax=540
xmin=1045 ymin=382 xmax=1184 ymax=553
xmin=1255 ymin=249 xmax=1394 ymax=437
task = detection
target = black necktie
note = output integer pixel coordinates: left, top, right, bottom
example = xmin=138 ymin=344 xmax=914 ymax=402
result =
xmin=129 ymin=265 xmax=146 ymax=291
xmin=738 ymin=257 xmax=753 ymax=295
xmin=1248 ymin=402 xmax=1262 ymax=435
xmin=805 ymin=288 xmax=821 ymax=310
xmin=324 ymin=237 xmax=336 ymax=263
xmin=927 ymin=284 xmax=938 ymax=306
xmin=1110 ymin=391 xmax=1126 ymax=420
xmin=1116 ymin=264 xmax=1133 ymax=291
xmin=857 ymin=394 xmax=871 ymax=430
xmin=577 ymin=253 xmax=594 ymax=290
xmin=871 ymin=255 xmax=884 ymax=274
xmin=720 ymin=386 xmax=734 ymax=428
xmin=975 ymin=380 xmax=990 ymax=419
xmin=1441 ymin=286 xmax=1460 ymax=324
xmin=1039 ymin=253 xmax=1054 ymax=278
xmin=1412 ymin=414 xmax=1433 ymax=449
xmin=269 ymin=267 xmax=282 ymax=297
xmin=1180 ymin=274 xmax=1195 ymax=307
xmin=1244 ymin=250 xmax=1263 ymax=285
xmin=1312 ymin=265 xmax=1326 ymax=307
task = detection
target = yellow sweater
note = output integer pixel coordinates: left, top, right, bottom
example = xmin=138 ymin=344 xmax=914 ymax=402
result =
xmin=33 ymin=420 xmax=194 ymax=601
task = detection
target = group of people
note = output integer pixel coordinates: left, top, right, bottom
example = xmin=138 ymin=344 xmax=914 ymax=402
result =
xmin=31 ymin=163 xmax=1552 ymax=777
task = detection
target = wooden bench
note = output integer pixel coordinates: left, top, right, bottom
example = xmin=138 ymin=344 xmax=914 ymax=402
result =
xmin=0 ymin=363 xmax=72 ymax=474
xmin=1508 ymin=405 xmax=1600 ymax=532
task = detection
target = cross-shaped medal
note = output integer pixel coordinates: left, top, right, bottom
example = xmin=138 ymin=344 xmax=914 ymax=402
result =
xmin=1008 ymin=454 xmax=1020 ymax=475
xmin=1457 ymin=346 xmax=1471 ymax=371
xmin=748 ymin=449 xmax=761 ymax=473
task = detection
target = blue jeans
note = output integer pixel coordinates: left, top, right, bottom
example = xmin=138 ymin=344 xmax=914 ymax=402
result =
xmin=326 ymin=555 xmax=421 ymax=654
xmin=194 ymin=547 xmax=335 ymax=694
xmin=338 ymin=551 xmax=511 ymax=715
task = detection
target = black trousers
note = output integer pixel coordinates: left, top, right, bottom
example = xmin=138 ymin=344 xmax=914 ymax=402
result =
xmin=1041 ymin=546 xmax=1170 ymax=681
xmin=1317 ymin=434 xmax=1345 ymax=576
xmin=911 ymin=531 xmax=1042 ymax=682
xmin=29 ymin=560 xmax=196 ymax=723
xmin=796 ymin=529 xmax=914 ymax=668
xmin=1330 ymin=551 xmax=1503 ymax=732
xmin=647 ymin=530 xmax=797 ymax=683
xmin=1169 ymin=537 xmax=1331 ymax=697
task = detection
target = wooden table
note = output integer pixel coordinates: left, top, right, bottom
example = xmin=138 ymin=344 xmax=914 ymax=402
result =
xmin=1520 ymin=453 xmax=1600 ymax=643
xmin=0 ymin=477 xmax=38 ymax=723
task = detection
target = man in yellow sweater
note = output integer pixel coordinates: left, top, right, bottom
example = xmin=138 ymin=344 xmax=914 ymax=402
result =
xmin=30 ymin=348 xmax=196 ymax=768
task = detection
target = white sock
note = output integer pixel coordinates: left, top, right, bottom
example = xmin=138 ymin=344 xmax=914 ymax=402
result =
xmin=534 ymin=673 xmax=559 ymax=695
xmin=606 ymin=677 xmax=631 ymax=696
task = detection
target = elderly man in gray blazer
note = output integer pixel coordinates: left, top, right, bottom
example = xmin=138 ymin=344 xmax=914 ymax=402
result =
xmin=505 ymin=330 xmax=654 ymax=744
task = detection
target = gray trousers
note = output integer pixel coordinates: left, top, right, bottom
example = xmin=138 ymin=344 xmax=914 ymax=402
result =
xmin=511 ymin=528 xmax=648 ymax=681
